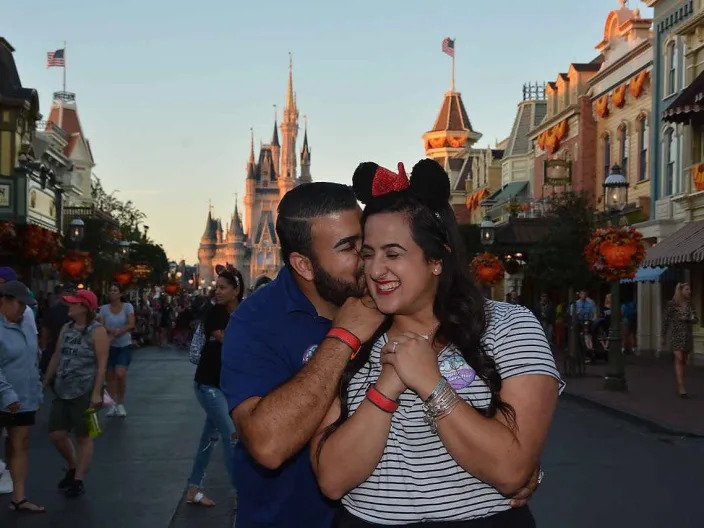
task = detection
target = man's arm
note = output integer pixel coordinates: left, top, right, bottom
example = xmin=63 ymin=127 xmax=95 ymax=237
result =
xmin=229 ymin=297 xmax=384 ymax=471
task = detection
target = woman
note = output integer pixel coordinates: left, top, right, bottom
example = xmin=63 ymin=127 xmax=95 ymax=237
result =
xmin=312 ymin=160 xmax=562 ymax=527
xmin=663 ymin=283 xmax=698 ymax=398
xmin=0 ymin=281 xmax=44 ymax=513
xmin=159 ymin=298 xmax=173 ymax=347
xmin=43 ymin=289 xmax=108 ymax=498
xmin=98 ymin=284 xmax=135 ymax=417
xmin=185 ymin=267 xmax=242 ymax=507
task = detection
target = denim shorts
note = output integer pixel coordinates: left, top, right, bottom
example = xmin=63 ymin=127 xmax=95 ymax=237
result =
xmin=107 ymin=345 xmax=133 ymax=370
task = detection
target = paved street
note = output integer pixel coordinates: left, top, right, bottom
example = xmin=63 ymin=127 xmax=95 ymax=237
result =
xmin=0 ymin=346 xmax=702 ymax=528
xmin=0 ymin=346 xmax=235 ymax=528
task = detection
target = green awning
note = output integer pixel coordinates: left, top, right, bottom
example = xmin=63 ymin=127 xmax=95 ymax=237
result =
xmin=489 ymin=181 xmax=529 ymax=203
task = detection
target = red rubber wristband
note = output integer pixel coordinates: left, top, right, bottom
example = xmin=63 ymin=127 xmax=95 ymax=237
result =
xmin=326 ymin=328 xmax=362 ymax=359
xmin=366 ymin=385 xmax=399 ymax=413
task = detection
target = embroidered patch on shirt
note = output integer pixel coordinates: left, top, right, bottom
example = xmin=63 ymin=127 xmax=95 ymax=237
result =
xmin=439 ymin=353 xmax=476 ymax=390
xmin=302 ymin=344 xmax=318 ymax=364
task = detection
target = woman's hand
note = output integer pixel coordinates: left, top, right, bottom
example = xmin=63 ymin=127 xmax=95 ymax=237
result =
xmin=375 ymin=363 xmax=406 ymax=401
xmin=380 ymin=332 xmax=442 ymax=399
xmin=90 ymin=392 xmax=103 ymax=409
xmin=5 ymin=401 xmax=20 ymax=413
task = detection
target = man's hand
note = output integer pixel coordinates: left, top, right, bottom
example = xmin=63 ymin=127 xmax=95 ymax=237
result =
xmin=509 ymin=466 xmax=541 ymax=508
xmin=332 ymin=296 xmax=385 ymax=344
xmin=5 ymin=401 xmax=21 ymax=413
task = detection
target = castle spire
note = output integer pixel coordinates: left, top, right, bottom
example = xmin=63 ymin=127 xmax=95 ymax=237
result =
xmin=201 ymin=203 xmax=215 ymax=241
xmin=247 ymin=128 xmax=256 ymax=179
xmin=285 ymin=52 xmax=296 ymax=114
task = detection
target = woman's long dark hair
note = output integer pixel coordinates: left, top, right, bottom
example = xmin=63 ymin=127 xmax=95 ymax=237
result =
xmin=317 ymin=159 xmax=515 ymax=461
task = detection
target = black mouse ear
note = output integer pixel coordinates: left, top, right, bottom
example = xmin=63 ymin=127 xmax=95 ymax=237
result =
xmin=214 ymin=264 xmax=225 ymax=275
xmin=352 ymin=162 xmax=379 ymax=205
xmin=409 ymin=158 xmax=450 ymax=210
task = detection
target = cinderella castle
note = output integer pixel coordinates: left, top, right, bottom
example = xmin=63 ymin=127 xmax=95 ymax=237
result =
xmin=198 ymin=60 xmax=312 ymax=291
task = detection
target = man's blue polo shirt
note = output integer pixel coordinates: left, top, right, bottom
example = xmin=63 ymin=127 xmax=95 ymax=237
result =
xmin=221 ymin=266 xmax=337 ymax=528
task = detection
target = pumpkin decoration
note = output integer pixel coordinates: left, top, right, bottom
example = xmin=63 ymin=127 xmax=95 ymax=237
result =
xmin=692 ymin=163 xmax=704 ymax=192
xmin=612 ymin=84 xmax=627 ymax=109
xmin=61 ymin=250 xmax=93 ymax=279
xmin=470 ymin=252 xmax=504 ymax=285
xmin=584 ymin=227 xmax=645 ymax=281
xmin=629 ymin=70 xmax=649 ymax=99
xmin=595 ymin=95 xmax=610 ymax=119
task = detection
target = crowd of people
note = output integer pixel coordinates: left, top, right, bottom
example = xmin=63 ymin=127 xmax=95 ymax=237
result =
xmin=0 ymin=158 xmax=699 ymax=526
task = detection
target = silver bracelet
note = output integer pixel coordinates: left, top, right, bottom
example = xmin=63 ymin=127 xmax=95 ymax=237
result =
xmin=422 ymin=379 xmax=461 ymax=433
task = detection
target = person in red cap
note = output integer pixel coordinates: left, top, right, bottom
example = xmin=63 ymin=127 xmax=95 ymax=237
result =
xmin=43 ymin=289 xmax=109 ymax=498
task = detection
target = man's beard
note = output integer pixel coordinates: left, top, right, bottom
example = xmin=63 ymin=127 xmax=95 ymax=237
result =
xmin=312 ymin=261 xmax=365 ymax=307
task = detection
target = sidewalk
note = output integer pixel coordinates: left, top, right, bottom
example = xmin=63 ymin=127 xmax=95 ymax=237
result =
xmin=556 ymin=349 xmax=704 ymax=436
xmin=0 ymin=346 xmax=235 ymax=528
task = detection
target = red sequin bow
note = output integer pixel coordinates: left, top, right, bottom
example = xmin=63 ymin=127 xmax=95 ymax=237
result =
xmin=371 ymin=162 xmax=409 ymax=197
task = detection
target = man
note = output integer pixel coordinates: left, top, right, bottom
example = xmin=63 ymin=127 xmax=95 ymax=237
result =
xmin=534 ymin=293 xmax=556 ymax=345
xmin=570 ymin=290 xmax=597 ymax=324
xmin=221 ymin=183 xmax=540 ymax=528
xmin=39 ymin=285 xmax=72 ymax=373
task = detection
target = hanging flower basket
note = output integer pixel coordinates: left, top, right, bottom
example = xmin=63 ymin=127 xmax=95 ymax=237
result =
xmin=61 ymin=250 xmax=93 ymax=279
xmin=114 ymin=268 xmax=134 ymax=286
xmin=164 ymin=281 xmax=180 ymax=296
xmin=470 ymin=252 xmax=504 ymax=285
xmin=584 ymin=227 xmax=646 ymax=281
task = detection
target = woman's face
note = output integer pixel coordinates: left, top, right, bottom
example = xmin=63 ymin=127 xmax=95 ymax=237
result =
xmin=361 ymin=212 xmax=440 ymax=316
xmin=682 ymin=284 xmax=692 ymax=299
xmin=67 ymin=302 xmax=88 ymax=320
xmin=108 ymin=286 xmax=121 ymax=302
xmin=1 ymin=297 xmax=26 ymax=323
xmin=214 ymin=275 xmax=239 ymax=306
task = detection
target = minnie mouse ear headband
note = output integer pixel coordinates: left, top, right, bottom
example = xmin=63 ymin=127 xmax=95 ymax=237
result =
xmin=215 ymin=264 xmax=240 ymax=287
xmin=352 ymin=158 xmax=451 ymax=212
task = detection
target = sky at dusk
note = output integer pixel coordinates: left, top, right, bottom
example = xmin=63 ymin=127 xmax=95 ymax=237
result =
xmin=4 ymin=0 xmax=653 ymax=262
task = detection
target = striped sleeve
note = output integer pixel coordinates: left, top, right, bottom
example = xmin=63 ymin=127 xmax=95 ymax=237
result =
xmin=489 ymin=304 xmax=564 ymax=393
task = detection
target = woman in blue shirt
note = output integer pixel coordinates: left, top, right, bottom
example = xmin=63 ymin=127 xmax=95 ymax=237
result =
xmin=0 ymin=281 xmax=45 ymax=513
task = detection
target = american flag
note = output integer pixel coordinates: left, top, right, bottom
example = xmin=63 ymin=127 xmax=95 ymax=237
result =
xmin=442 ymin=38 xmax=455 ymax=58
xmin=47 ymin=49 xmax=65 ymax=68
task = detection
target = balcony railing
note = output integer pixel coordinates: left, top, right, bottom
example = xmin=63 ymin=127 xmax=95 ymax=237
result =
xmin=63 ymin=205 xmax=119 ymax=230
xmin=35 ymin=120 xmax=68 ymax=141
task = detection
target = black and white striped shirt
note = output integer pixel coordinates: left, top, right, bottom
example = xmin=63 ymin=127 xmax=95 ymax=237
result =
xmin=341 ymin=300 xmax=564 ymax=525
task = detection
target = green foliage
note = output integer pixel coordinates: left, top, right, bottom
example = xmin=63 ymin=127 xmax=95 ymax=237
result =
xmin=525 ymin=192 xmax=601 ymax=290
xmin=129 ymin=243 xmax=169 ymax=282
xmin=91 ymin=176 xmax=147 ymax=242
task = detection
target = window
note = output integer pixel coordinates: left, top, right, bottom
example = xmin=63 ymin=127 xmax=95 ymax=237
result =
xmin=665 ymin=128 xmax=676 ymax=196
xmin=638 ymin=116 xmax=649 ymax=182
xmin=603 ymin=134 xmax=611 ymax=183
xmin=667 ymin=41 xmax=677 ymax=95
xmin=619 ymin=125 xmax=629 ymax=178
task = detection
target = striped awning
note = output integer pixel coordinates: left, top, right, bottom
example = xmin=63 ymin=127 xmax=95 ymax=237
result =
xmin=641 ymin=220 xmax=704 ymax=267
xmin=663 ymin=69 xmax=704 ymax=124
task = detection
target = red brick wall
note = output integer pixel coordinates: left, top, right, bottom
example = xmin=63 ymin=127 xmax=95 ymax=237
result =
xmin=453 ymin=203 xmax=472 ymax=225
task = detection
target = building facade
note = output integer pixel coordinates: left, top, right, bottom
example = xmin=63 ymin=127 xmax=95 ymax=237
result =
xmin=198 ymin=63 xmax=312 ymax=291
xmin=422 ymin=87 xmax=482 ymax=224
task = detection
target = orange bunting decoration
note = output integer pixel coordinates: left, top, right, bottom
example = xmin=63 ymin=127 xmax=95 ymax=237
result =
xmin=595 ymin=95 xmax=609 ymax=119
xmin=693 ymin=163 xmax=704 ymax=192
xmin=537 ymin=133 xmax=546 ymax=150
xmin=554 ymin=120 xmax=569 ymax=140
xmin=612 ymin=84 xmax=627 ymax=108
xmin=629 ymin=70 xmax=649 ymax=99
xmin=584 ymin=227 xmax=646 ymax=281
xmin=544 ymin=128 xmax=560 ymax=154
xmin=470 ymin=252 xmax=504 ymax=285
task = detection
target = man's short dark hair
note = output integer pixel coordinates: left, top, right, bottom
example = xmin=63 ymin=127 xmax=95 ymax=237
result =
xmin=276 ymin=182 xmax=357 ymax=269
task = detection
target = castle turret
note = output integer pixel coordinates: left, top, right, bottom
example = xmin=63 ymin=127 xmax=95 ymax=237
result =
xmin=270 ymin=117 xmax=281 ymax=177
xmin=244 ymin=131 xmax=256 ymax=235
xmin=197 ymin=207 xmax=218 ymax=284
xmin=299 ymin=123 xmax=311 ymax=184
xmin=279 ymin=55 xmax=298 ymax=198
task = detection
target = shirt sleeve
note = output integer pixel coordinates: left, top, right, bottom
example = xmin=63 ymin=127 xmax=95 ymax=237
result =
xmin=125 ymin=303 xmax=135 ymax=316
xmin=491 ymin=305 xmax=564 ymax=394
xmin=0 ymin=341 xmax=19 ymax=409
xmin=24 ymin=307 xmax=38 ymax=336
xmin=220 ymin=308 xmax=291 ymax=412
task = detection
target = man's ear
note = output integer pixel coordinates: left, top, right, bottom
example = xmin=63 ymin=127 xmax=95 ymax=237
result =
xmin=289 ymin=252 xmax=315 ymax=282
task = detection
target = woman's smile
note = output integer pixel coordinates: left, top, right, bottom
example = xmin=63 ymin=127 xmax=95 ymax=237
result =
xmin=374 ymin=280 xmax=400 ymax=296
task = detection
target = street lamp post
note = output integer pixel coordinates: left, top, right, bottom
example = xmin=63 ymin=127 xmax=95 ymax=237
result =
xmin=603 ymin=164 xmax=629 ymax=391
xmin=479 ymin=215 xmax=495 ymax=247
xmin=69 ymin=218 xmax=85 ymax=248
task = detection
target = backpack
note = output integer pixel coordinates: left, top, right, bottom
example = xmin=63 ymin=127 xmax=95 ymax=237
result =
xmin=189 ymin=321 xmax=206 ymax=365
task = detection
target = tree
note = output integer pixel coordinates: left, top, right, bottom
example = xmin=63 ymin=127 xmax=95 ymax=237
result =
xmin=129 ymin=242 xmax=169 ymax=283
xmin=525 ymin=191 xmax=601 ymax=292
xmin=91 ymin=176 xmax=146 ymax=242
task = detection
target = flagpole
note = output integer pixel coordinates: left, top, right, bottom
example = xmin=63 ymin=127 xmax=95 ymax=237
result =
xmin=451 ymin=37 xmax=455 ymax=92
xmin=62 ymin=41 xmax=67 ymax=92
